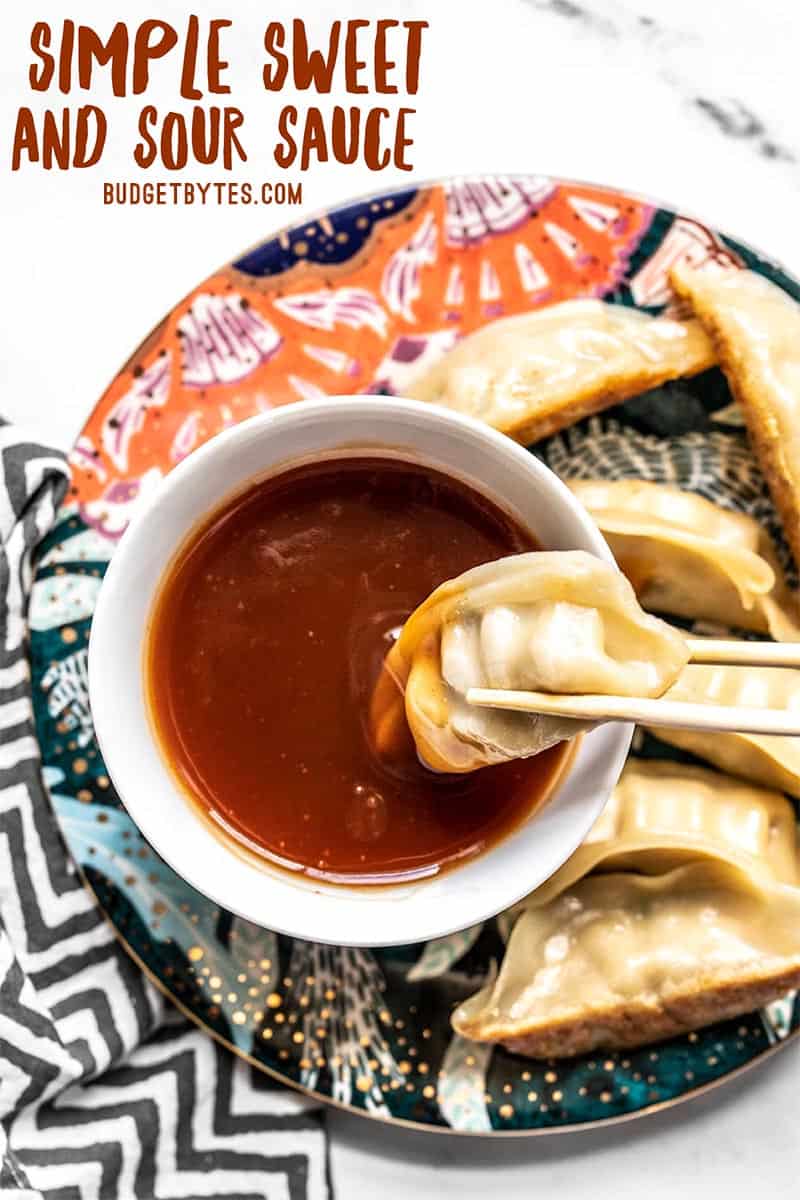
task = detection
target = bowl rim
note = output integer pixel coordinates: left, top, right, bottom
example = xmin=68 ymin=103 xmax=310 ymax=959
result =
xmin=88 ymin=395 xmax=633 ymax=945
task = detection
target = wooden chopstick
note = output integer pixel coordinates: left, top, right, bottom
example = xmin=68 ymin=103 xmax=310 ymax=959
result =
xmin=686 ymin=638 xmax=800 ymax=667
xmin=465 ymin=687 xmax=800 ymax=736
xmin=462 ymin=638 xmax=800 ymax=736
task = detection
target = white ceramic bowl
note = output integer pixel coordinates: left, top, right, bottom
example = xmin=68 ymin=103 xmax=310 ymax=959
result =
xmin=89 ymin=397 xmax=632 ymax=946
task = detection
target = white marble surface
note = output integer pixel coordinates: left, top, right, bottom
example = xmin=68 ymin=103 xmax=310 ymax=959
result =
xmin=3 ymin=0 xmax=800 ymax=1193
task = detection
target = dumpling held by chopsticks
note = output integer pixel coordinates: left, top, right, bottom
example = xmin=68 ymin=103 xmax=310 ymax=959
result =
xmin=369 ymin=551 xmax=689 ymax=773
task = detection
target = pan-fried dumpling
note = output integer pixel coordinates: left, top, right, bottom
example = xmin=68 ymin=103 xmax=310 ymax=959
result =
xmin=510 ymin=759 xmax=799 ymax=914
xmin=453 ymin=861 xmax=800 ymax=1057
xmin=498 ymin=758 xmax=799 ymax=940
xmin=651 ymin=663 xmax=800 ymax=799
xmin=406 ymin=300 xmax=715 ymax=444
xmin=671 ymin=264 xmax=800 ymax=571
xmin=370 ymin=551 xmax=689 ymax=773
xmin=569 ymin=478 xmax=800 ymax=640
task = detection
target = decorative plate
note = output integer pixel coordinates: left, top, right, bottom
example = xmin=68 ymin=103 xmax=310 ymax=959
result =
xmin=30 ymin=175 xmax=800 ymax=1134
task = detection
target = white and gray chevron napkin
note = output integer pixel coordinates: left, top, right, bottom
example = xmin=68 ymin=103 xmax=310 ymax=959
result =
xmin=0 ymin=427 xmax=329 ymax=1199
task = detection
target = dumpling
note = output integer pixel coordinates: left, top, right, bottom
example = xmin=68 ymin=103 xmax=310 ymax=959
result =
xmin=671 ymin=264 xmax=800 ymax=571
xmin=569 ymin=478 xmax=800 ymax=640
xmin=507 ymin=758 xmax=798 ymax=916
xmin=453 ymin=861 xmax=800 ymax=1057
xmin=370 ymin=551 xmax=689 ymax=773
xmin=406 ymin=300 xmax=715 ymax=444
xmin=650 ymin=663 xmax=800 ymax=798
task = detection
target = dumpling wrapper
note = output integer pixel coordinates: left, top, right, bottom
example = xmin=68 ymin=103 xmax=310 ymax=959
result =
xmin=569 ymin=478 xmax=800 ymax=640
xmin=370 ymin=551 xmax=689 ymax=773
xmin=651 ymin=663 xmax=800 ymax=799
xmin=453 ymin=861 xmax=800 ymax=1057
xmin=406 ymin=299 xmax=715 ymax=444
xmin=671 ymin=264 xmax=800 ymax=571
xmin=502 ymin=758 xmax=798 ymax=929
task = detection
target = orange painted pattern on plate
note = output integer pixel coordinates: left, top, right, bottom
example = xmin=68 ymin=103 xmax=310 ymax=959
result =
xmin=70 ymin=182 xmax=653 ymax=513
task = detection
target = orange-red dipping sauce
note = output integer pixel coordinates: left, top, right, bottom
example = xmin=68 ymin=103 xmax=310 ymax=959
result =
xmin=146 ymin=456 xmax=568 ymax=884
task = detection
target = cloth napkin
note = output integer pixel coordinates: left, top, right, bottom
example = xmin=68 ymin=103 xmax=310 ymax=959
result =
xmin=0 ymin=427 xmax=330 ymax=1199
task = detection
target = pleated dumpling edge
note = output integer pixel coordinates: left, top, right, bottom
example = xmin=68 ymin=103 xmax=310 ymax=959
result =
xmin=371 ymin=551 xmax=689 ymax=773
xmin=453 ymin=859 xmax=800 ymax=1058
